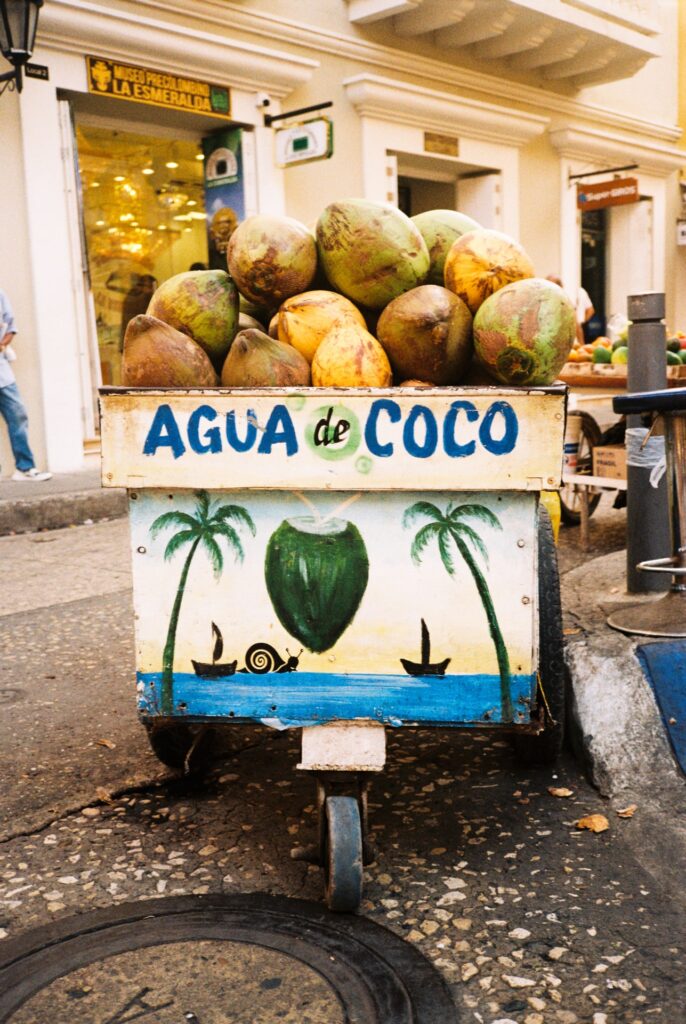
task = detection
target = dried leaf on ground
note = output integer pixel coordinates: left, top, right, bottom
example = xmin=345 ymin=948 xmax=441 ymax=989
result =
xmin=563 ymin=628 xmax=582 ymax=636
xmin=616 ymin=804 xmax=637 ymax=818
xmin=576 ymin=814 xmax=609 ymax=833
xmin=96 ymin=738 xmax=116 ymax=750
xmin=548 ymin=786 xmax=574 ymax=798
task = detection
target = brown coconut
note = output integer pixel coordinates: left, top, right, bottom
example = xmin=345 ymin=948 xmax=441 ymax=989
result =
xmin=122 ymin=315 xmax=219 ymax=387
xmin=221 ymin=328 xmax=311 ymax=388
xmin=227 ymin=214 xmax=317 ymax=308
xmin=377 ymin=284 xmax=473 ymax=386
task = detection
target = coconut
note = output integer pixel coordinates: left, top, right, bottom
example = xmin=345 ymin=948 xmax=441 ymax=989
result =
xmin=221 ymin=328 xmax=310 ymax=388
xmin=265 ymin=516 xmax=369 ymax=652
xmin=316 ymin=199 xmax=430 ymax=310
xmin=311 ymin=322 xmax=392 ymax=388
xmin=444 ymin=228 xmax=535 ymax=315
xmin=473 ymin=277 xmax=576 ymax=386
xmin=227 ymin=214 xmax=317 ymax=307
xmin=146 ymin=269 xmax=238 ymax=369
xmin=377 ymin=284 xmax=473 ymax=385
xmin=277 ymin=290 xmax=366 ymax=364
xmin=412 ymin=209 xmax=481 ymax=286
xmin=121 ymin=315 xmax=219 ymax=388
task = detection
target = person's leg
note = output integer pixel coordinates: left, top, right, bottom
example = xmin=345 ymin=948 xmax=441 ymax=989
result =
xmin=0 ymin=382 xmax=36 ymax=471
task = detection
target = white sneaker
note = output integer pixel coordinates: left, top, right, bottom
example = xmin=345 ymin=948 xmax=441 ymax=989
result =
xmin=12 ymin=468 xmax=52 ymax=482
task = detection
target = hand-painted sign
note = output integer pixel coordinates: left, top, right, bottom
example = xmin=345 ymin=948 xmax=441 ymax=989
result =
xmin=576 ymin=177 xmax=639 ymax=211
xmin=130 ymin=487 xmax=538 ymax=726
xmin=99 ymin=388 xmax=566 ymax=491
xmin=86 ymin=56 xmax=231 ymax=119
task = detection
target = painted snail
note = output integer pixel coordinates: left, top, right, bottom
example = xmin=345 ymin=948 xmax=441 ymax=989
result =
xmin=241 ymin=643 xmax=301 ymax=674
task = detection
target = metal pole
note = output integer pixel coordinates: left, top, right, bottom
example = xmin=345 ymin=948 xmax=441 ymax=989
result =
xmin=625 ymin=292 xmax=671 ymax=593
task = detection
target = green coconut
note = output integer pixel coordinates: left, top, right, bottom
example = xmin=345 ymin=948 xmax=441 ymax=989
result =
xmin=146 ymin=269 xmax=238 ymax=370
xmin=377 ymin=284 xmax=473 ymax=385
xmin=228 ymin=214 xmax=317 ymax=308
xmin=411 ymin=209 xmax=481 ymax=286
xmin=316 ymin=199 xmax=430 ymax=310
xmin=473 ymin=277 xmax=576 ymax=386
xmin=265 ymin=516 xmax=369 ymax=652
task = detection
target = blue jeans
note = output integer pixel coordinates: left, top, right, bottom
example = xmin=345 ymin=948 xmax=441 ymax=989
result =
xmin=0 ymin=382 xmax=35 ymax=472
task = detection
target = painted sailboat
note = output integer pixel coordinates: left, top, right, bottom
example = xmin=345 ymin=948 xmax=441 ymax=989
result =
xmin=192 ymin=621 xmax=237 ymax=678
xmin=400 ymin=618 xmax=451 ymax=677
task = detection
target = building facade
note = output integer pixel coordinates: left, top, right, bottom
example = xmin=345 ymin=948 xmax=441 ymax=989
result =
xmin=0 ymin=0 xmax=682 ymax=473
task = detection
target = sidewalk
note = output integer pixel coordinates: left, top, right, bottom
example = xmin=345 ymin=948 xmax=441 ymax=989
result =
xmin=0 ymin=467 xmax=126 ymax=535
xmin=562 ymin=548 xmax=686 ymax=895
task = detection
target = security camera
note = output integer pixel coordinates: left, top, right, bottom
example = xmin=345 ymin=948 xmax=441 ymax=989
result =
xmin=256 ymin=92 xmax=271 ymax=108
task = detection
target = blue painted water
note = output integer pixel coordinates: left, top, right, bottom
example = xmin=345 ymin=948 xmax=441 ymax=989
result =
xmin=138 ymin=671 xmax=535 ymax=727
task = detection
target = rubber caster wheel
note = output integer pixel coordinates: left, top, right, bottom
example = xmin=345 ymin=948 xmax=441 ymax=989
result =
xmin=324 ymin=795 xmax=363 ymax=913
xmin=560 ymin=410 xmax=602 ymax=526
xmin=144 ymin=722 xmax=215 ymax=773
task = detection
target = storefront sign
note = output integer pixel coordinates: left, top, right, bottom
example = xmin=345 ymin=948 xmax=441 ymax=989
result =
xmin=424 ymin=132 xmax=459 ymax=157
xmin=100 ymin=389 xmax=565 ymax=491
xmin=86 ymin=57 xmax=231 ymax=119
xmin=577 ymin=177 xmax=639 ymax=211
xmin=274 ymin=118 xmax=333 ymax=167
xmin=24 ymin=63 xmax=49 ymax=81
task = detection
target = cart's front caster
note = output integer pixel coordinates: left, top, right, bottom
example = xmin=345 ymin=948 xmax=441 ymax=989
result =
xmin=143 ymin=721 xmax=216 ymax=774
xmin=324 ymin=795 xmax=363 ymax=913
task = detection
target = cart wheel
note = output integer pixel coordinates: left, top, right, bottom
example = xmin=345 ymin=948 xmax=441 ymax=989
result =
xmin=144 ymin=722 xmax=215 ymax=774
xmin=514 ymin=506 xmax=566 ymax=766
xmin=324 ymin=796 xmax=363 ymax=913
xmin=560 ymin=411 xmax=602 ymax=526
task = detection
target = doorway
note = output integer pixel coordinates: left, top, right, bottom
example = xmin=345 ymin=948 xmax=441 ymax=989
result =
xmin=393 ymin=152 xmax=501 ymax=228
xmin=74 ymin=121 xmax=211 ymax=386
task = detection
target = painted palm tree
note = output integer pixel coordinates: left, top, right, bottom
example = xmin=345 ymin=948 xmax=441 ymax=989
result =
xmin=403 ymin=500 xmax=514 ymax=723
xmin=150 ymin=490 xmax=256 ymax=714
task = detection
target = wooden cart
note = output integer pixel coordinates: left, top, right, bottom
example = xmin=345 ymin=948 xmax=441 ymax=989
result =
xmin=100 ymin=384 xmax=567 ymax=911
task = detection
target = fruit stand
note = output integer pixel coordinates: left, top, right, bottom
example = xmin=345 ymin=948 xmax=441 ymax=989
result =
xmin=100 ymin=382 xmax=567 ymax=911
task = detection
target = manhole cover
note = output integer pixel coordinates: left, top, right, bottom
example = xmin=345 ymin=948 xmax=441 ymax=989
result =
xmin=0 ymin=894 xmax=457 ymax=1023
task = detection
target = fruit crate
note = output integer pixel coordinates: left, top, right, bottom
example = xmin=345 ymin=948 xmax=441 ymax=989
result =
xmin=559 ymin=363 xmax=686 ymax=388
xmin=100 ymin=383 xmax=566 ymax=910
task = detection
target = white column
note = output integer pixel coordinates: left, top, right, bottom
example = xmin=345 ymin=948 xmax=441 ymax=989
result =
xmin=19 ymin=81 xmax=86 ymax=472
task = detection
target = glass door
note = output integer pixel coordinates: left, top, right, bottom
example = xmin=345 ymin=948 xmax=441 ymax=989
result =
xmin=74 ymin=121 xmax=210 ymax=386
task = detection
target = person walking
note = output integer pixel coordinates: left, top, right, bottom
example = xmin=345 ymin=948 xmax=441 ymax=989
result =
xmin=0 ymin=288 xmax=52 ymax=481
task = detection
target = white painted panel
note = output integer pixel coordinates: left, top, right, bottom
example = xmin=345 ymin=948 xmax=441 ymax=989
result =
xmin=457 ymin=173 xmax=502 ymax=229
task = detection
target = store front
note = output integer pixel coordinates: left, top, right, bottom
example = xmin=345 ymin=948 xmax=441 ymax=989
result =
xmin=0 ymin=4 xmax=316 ymax=474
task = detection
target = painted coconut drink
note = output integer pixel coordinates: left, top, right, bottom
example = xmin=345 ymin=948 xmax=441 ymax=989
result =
xmin=473 ymin=277 xmax=576 ymax=386
xmin=265 ymin=516 xmax=369 ymax=653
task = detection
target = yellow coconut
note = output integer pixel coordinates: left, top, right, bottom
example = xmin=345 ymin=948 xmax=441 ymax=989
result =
xmin=443 ymin=228 xmax=535 ymax=315
xmin=312 ymin=322 xmax=392 ymax=388
xmin=278 ymin=290 xmax=366 ymax=364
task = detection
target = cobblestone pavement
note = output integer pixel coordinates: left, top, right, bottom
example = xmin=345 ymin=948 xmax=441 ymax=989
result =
xmin=2 ymin=510 xmax=685 ymax=1024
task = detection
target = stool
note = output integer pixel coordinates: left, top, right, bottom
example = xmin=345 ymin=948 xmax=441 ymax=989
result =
xmin=606 ymin=386 xmax=686 ymax=637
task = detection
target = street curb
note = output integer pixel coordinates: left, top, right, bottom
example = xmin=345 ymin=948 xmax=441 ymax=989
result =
xmin=562 ymin=550 xmax=682 ymax=798
xmin=0 ymin=488 xmax=127 ymax=536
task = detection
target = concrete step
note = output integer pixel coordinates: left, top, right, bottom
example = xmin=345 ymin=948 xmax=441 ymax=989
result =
xmin=0 ymin=468 xmax=126 ymax=535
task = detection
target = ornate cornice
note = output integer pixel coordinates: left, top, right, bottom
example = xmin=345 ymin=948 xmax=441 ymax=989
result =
xmin=549 ymin=126 xmax=684 ymax=176
xmin=129 ymin=0 xmax=681 ymax=146
xmin=38 ymin=0 xmax=318 ymax=97
xmin=344 ymin=74 xmax=548 ymax=146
